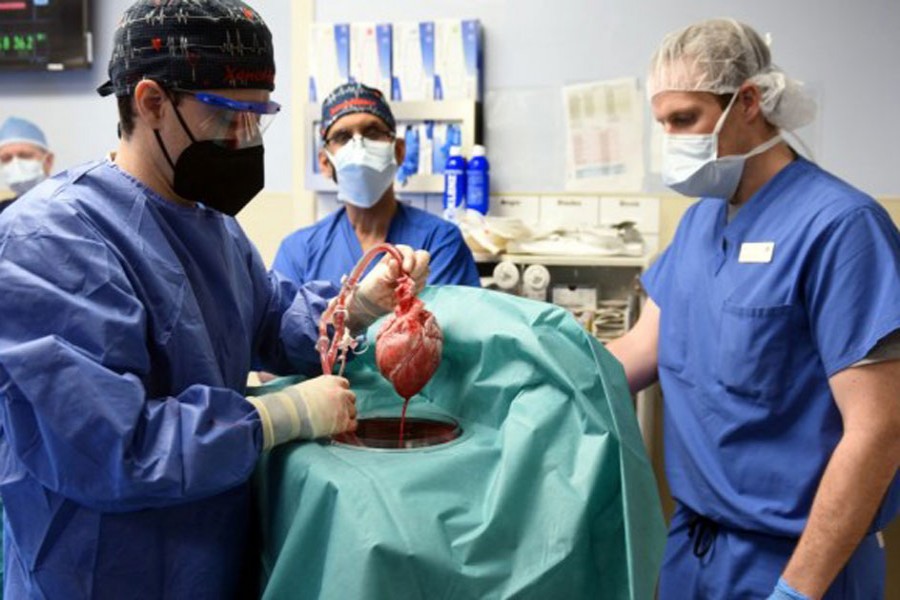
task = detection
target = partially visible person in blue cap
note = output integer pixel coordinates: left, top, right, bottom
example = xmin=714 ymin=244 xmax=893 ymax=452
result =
xmin=272 ymin=81 xmax=480 ymax=288
xmin=0 ymin=116 xmax=54 ymax=211
xmin=0 ymin=1 xmax=429 ymax=598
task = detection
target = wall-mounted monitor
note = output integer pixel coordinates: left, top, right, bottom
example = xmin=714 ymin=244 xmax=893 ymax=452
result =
xmin=0 ymin=0 xmax=91 ymax=71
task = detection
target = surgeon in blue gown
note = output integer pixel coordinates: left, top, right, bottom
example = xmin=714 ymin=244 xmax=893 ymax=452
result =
xmin=272 ymin=82 xmax=481 ymax=288
xmin=607 ymin=19 xmax=900 ymax=600
xmin=0 ymin=2 xmax=429 ymax=598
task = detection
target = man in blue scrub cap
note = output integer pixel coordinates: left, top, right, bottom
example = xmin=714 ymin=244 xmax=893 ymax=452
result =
xmin=608 ymin=18 xmax=900 ymax=600
xmin=272 ymin=82 xmax=480 ymax=288
xmin=0 ymin=116 xmax=55 ymax=211
xmin=0 ymin=1 xmax=429 ymax=598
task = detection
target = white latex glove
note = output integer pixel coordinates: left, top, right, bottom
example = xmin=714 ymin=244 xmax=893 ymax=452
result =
xmin=348 ymin=245 xmax=431 ymax=331
xmin=246 ymin=375 xmax=357 ymax=451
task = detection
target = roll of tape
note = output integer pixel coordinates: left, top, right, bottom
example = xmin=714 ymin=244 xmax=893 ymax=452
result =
xmin=493 ymin=260 xmax=520 ymax=291
xmin=522 ymin=264 xmax=550 ymax=301
xmin=522 ymin=264 xmax=550 ymax=291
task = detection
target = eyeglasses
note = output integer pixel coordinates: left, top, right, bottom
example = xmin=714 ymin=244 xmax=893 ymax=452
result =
xmin=170 ymin=88 xmax=281 ymax=148
xmin=172 ymin=89 xmax=282 ymax=116
xmin=324 ymin=125 xmax=395 ymax=150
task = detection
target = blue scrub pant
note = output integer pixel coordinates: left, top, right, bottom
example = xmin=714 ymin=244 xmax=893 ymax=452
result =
xmin=658 ymin=505 xmax=885 ymax=600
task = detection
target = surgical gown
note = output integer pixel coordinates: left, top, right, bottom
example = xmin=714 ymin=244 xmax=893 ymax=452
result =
xmin=0 ymin=161 xmax=332 ymax=599
xmin=272 ymin=203 xmax=481 ymax=287
xmin=643 ymin=158 xmax=900 ymax=596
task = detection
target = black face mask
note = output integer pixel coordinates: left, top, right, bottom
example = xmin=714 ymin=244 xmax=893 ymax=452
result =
xmin=155 ymin=101 xmax=265 ymax=217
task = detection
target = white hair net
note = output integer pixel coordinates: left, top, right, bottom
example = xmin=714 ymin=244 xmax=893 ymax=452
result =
xmin=647 ymin=18 xmax=817 ymax=131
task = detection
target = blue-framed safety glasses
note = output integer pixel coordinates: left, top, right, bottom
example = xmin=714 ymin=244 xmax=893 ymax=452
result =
xmin=172 ymin=88 xmax=282 ymax=149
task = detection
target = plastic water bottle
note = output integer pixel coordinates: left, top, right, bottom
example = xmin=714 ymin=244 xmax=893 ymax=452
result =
xmin=443 ymin=146 xmax=466 ymax=220
xmin=466 ymin=144 xmax=490 ymax=215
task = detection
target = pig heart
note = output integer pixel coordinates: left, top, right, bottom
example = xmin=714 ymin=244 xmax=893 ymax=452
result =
xmin=375 ymin=279 xmax=443 ymax=400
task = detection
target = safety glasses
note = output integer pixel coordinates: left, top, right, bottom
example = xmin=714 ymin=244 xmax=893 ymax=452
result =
xmin=170 ymin=88 xmax=281 ymax=149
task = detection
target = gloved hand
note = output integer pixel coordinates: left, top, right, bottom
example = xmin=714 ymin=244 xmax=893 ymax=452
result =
xmin=767 ymin=577 xmax=812 ymax=600
xmin=348 ymin=244 xmax=430 ymax=331
xmin=246 ymin=375 xmax=357 ymax=451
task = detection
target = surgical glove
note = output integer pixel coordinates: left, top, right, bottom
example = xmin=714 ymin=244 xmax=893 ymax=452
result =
xmin=246 ymin=375 xmax=357 ymax=451
xmin=767 ymin=577 xmax=811 ymax=600
xmin=348 ymin=244 xmax=430 ymax=331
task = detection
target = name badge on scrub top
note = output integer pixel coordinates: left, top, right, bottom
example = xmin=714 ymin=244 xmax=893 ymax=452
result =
xmin=738 ymin=242 xmax=775 ymax=264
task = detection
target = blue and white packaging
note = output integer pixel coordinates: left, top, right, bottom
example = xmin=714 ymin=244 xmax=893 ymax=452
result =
xmin=309 ymin=23 xmax=350 ymax=103
xmin=391 ymin=21 xmax=435 ymax=101
xmin=431 ymin=123 xmax=448 ymax=175
xmin=433 ymin=123 xmax=461 ymax=175
xmin=434 ymin=19 xmax=482 ymax=101
xmin=417 ymin=122 xmax=434 ymax=176
xmin=350 ymin=23 xmax=392 ymax=97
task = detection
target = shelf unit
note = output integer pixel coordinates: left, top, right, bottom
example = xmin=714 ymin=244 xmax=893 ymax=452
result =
xmin=474 ymin=252 xmax=654 ymax=333
xmin=473 ymin=252 xmax=654 ymax=269
xmin=475 ymin=251 xmax=657 ymax=449
xmin=305 ymin=100 xmax=481 ymax=194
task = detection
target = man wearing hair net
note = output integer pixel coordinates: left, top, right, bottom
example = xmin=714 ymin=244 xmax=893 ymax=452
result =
xmin=608 ymin=18 xmax=900 ymax=600
xmin=0 ymin=116 xmax=54 ymax=211
xmin=0 ymin=1 xmax=428 ymax=598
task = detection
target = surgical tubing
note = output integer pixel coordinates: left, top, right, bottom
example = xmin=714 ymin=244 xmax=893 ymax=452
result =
xmin=318 ymin=242 xmax=407 ymax=375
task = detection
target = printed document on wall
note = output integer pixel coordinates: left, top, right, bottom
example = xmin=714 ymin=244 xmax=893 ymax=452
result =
xmin=564 ymin=78 xmax=644 ymax=193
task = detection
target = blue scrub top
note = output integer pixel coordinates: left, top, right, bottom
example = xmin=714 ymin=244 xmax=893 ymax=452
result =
xmin=272 ymin=203 xmax=481 ymax=287
xmin=643 ymin=158 xmax=900 ymax=537
xmin=0 ymin=161 xmax=332 ymax=598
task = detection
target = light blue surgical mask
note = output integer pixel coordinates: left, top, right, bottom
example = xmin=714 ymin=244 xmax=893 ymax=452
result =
xmin=662 ymin=93 xmax=781 ymax=200
xmin=326 ymin=136 xmax=397 ymax=209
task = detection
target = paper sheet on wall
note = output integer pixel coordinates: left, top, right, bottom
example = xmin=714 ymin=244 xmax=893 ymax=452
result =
xmin=564 ymin=77 xmax=644 ymax=193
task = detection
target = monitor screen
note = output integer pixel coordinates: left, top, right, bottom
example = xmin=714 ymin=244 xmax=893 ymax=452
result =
xmin=0 ymin=0 xmax=91 ymax=71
